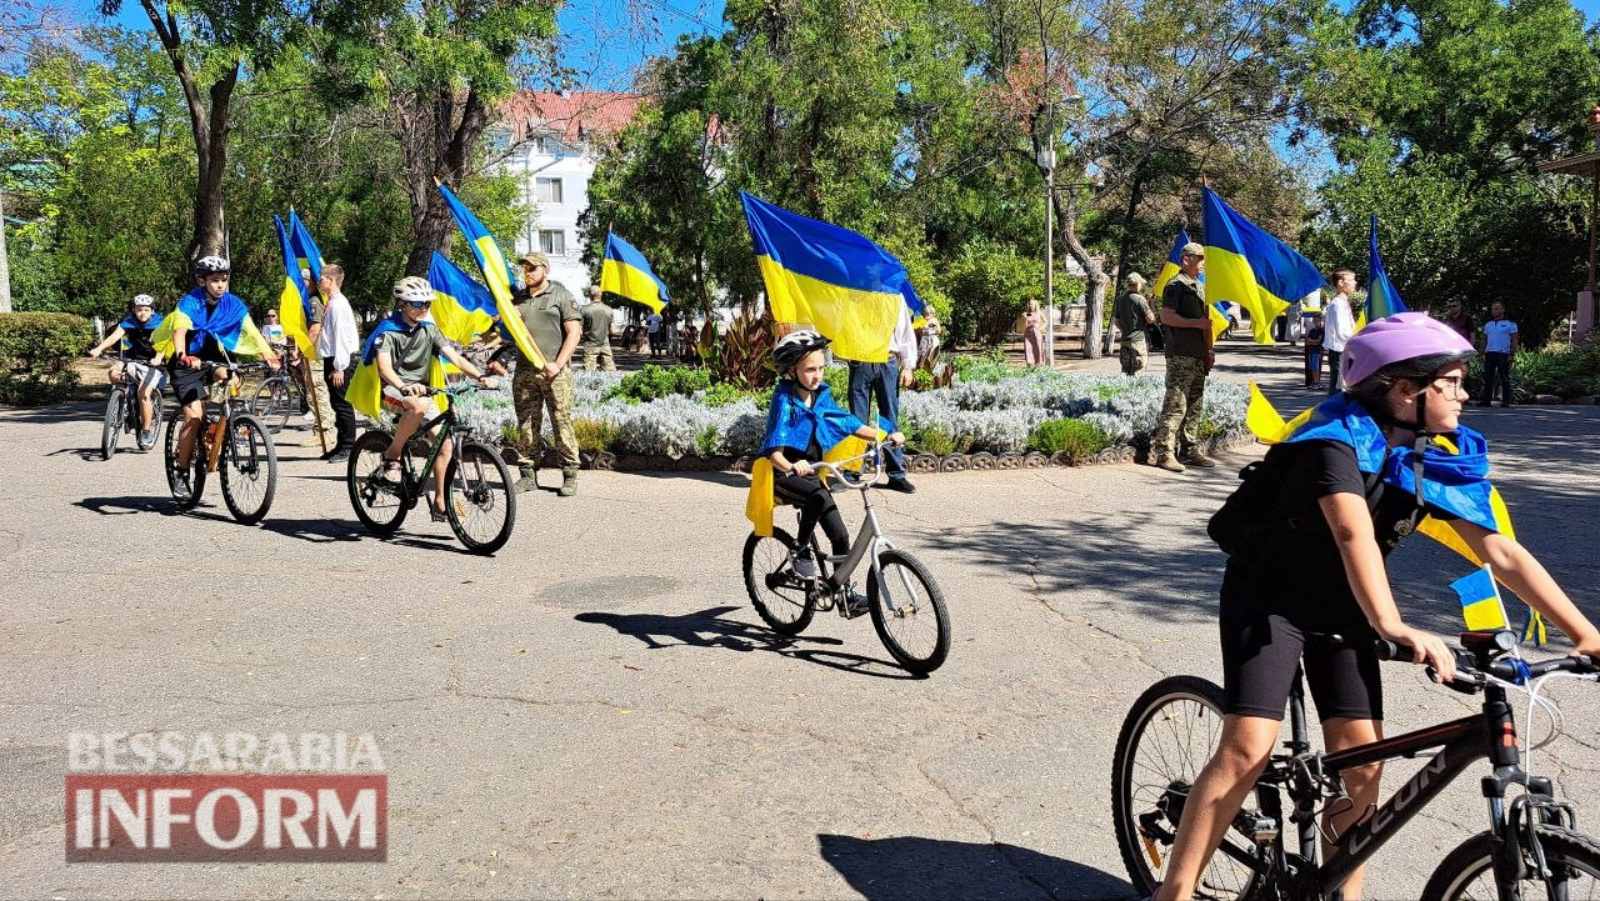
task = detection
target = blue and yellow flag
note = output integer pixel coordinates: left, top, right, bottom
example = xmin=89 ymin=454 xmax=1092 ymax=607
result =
xmin=1151 ymin=228 xmax=1229 ymax=341
xmin=288 ymin=210 xmax=325 ymax=287
xmin=427 ymin=251 xmax=498 ymax=343
xmin=1452 ymin=566 xmax=1509 ymax=632
xmin=599 ymin=233 xmax=670 ymax=314
xmin=740 ymin=191 xmax=912 ymax=364
xmin=1360 ymin=213 xmax=1408 ymax=331
xmin=437 ymin=182 xmax=547 ymax=369
xmin=153 ymin=288 xmax=274 ymax=359
xmin=274 ymin=215 xmax=316 ymax=357
xmin=345 ymin=313 xmax=448 ymax=421
xmin=1202 ymin=188 xmax=1324 ymax=345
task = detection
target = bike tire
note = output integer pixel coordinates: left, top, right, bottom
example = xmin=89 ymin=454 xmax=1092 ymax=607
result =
xmin=101 ymin=388 xmax=125 ymax=460
xmin=865 ymin=548 xmax=950 ymax=674
xmin=742 ymin=527 xmax=816 ymax=635
xmin=162 ymin=415 xmax=206 ymax=509
xmin=1422 ymin=826 xmax=1600 ymax=901
xmin=444 ymin=439 xmax=517 ymax=555
xmin=346 ymin=429 xmax=408 ymax=536
xmin=219 ymin=414 xmax=277 ymax=525
xmin=1112 ymin=675 xmax=1265 ymax=900
xmin=251 ymin=378 xmax=291 ymax=435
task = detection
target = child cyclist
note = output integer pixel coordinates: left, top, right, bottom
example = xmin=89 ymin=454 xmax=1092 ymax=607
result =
xmin=1155 ymin=312 xmax=1600 ymax=900
xmin=89 ymin=294 xmax=167 ymax=445
xmin=372 ymin=276 xmax=497 ymax=522
xmin=760 ymin=330 xmax=906 ymax=616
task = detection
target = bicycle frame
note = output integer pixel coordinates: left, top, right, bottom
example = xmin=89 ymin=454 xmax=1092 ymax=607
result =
xmin=391 ymin=405 xmax=461 ymax=499
xmin=816 ymin=451 xmax=919 ymax=616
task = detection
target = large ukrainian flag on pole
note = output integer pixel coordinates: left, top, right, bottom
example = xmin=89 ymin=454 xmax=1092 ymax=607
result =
xmin=1151 ymin=228 xmax=1230 ymax=342
xmin=289 ymin=210 xmax=325 ymax=286
xmin=1360 ymin=213 xmax=1408 ymax=330
xmin=427 ymin=251 xmax=498 ymax=342
xmin=740 ymin=191 xmax=913 ymax=363
xmin=274 ymin=215 xmax=316 ymax=357
xmin=599 ymin=233 xmax=669 ymax=314
xmin=437 ymin=182 xmax=547 ymax=369
xmin=1202 ymin=188 xmax=1324 ymax=345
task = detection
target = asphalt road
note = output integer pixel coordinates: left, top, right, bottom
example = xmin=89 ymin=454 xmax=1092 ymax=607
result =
xmin=1 ymin=343 xmax=1596 ymax=899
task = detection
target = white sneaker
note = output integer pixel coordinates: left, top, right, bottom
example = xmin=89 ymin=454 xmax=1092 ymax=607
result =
xmin=301 ymin=412 xmax=316 ymax=424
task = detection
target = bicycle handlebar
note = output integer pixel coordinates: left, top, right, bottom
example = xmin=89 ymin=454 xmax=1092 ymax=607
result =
xmin=1373 ymin=632 xmax=1598 ymax=693
xmin=811 ymin=442 xmax=888 ymax=490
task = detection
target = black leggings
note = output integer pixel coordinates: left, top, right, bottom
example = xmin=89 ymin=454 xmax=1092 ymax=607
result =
xmin=774 ymin=473 xmax=850 ymax=556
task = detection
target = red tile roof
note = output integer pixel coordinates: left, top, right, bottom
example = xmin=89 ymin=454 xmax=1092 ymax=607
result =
xmin=496 ymin=91 xmax=644 ymax=144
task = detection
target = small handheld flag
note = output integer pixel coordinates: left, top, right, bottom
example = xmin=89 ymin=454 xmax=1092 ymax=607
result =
xmin=599 ymin=233 xmax=670 ymax=314
xmin=1452 ymin=565 xmax=1509 ymax=632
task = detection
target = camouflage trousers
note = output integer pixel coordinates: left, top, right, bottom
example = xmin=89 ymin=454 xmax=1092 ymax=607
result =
xmin=1119 ymin=331 xmax=1148 ymax=376
xmin=513 ymin=365 xmax=579 ymax=471
xmin=1151 ymin=354 xmax=1207 ymax=460
xmin=582 ymin=344 xmax=616 ymax=371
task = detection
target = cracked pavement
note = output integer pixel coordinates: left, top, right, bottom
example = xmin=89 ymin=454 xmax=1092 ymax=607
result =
xmin=1 ymin=344 xmax=1596 ymax=898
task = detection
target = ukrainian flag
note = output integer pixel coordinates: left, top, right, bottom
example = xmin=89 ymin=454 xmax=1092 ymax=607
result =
xmin=153 ymin=288 xmax=275 ymax=359
xmin=289 ymin=209 xmax=325 ymax=286
xmin=437 ymin=182 xmax=547 ymax=368
xmin=741 ymin=191 xmax=913 ymax=364
xmin=345 ymin=313 xmax=448 ymax=421
xmin=599 ymin=233 xmax=670 ymax=314
xmin=1452 ymin=566 xmax=1509 ymax=632
xmin=1359 ymin=214 xmax=1408 ymax=330
xmin=427 ymin=251 xmax=498 ymax=343
xmin=1202 ymin=188 xmax=1324 ymax=345
xmin=274 ymin=215 xmax=316 ymax=357
xmin=1150 ymin=228 xmax=1229 ymax=342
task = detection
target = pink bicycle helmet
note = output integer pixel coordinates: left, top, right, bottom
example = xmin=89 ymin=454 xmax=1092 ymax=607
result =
xmin=1341 ymin=311 xmax=1474 ymax=388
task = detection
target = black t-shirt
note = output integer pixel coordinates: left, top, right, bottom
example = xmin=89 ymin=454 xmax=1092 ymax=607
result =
xmin=123 ymin=323 xmax=158 ymax=359
xmin=1162 ymin=275 xmax=1208 ymax=359
xmin=1224 ymin=440 xmax=1454 ymax=630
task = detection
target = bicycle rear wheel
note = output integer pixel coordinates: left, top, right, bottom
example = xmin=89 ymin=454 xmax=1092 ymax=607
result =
xmin=1112 ymin=675 xmax=1265 ymax=900
xmin=445 ymin=440 xmax=516 ymax=554
xmin=219 ymin=414 xmax=277 ymax=524
xmin=162 ymin=415 xmax=206 ymax=508
xmin=250 ymin=378 xmax=293 ymax=434
xmin=866 ymin=549 xmax=950 ymax=673
xmin=1423 ymin=826 xmax=1600 ymax=901
xmin=347 ymin=429 xmax=408 ymax=536
xmin=742 ymin=527 xmax=816 ymax=635
xmin=101 ymin=388 xmax=125 ymax=460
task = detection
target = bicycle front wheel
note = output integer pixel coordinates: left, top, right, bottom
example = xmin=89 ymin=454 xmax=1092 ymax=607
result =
xmin=1112 ymin=675 xmax=1264 ymax=900
xmin=1423 ymin=826 xmax=1600 ymax=900
xmin=162 ymin=415 xmax=206 ymax=508
xmin=219 ymin=414 xmax=277 ymax=524
xmin=866 ymin=548 xmax=950 ymax=674
xmin=445 ymin=440 xmax=516 ymax=554
xmin=250 ymin=378 xmax=292 ymax=434
xmin=347 ymin=429 xmax=408 ymax=536
xmin=101 ymin=388 xmax=125 ymax=460
xmin=742 ymin=527 xmax=816 ymax=635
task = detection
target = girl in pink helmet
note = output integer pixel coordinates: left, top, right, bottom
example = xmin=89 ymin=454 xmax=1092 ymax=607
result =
xmin=1156 ymin=312 xmax=1600 ymax=900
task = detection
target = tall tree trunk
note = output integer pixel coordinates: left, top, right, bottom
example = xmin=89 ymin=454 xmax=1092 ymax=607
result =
xmin=1053 ymin=186 xmax=1107 ymax=359
xmin=1105 ymin=164 xmax=1149 ymax=354
xmin=401 ymin=86 xmax=492 ymax=276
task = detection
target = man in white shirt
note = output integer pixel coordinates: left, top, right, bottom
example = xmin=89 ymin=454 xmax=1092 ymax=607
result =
xmin=841 ymin=303 xmax=918 ymax=493
xmin=1479 ymin=301 xmax=1520 ymax=407
xmin=1322 ymin=268 xmax=1358 ymax=394
xmin=316 ymin=263 xmax=362 ymax=461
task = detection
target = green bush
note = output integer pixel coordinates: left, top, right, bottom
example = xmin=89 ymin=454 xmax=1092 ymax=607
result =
xmin=1027 ymin=418 xmax=1110 ymax=459
xmin=1464 ymin=339 xmax=1600 ymax=401
xmin=607 ymin=364 xmax=712 ymax=403
xmin=824 ymin=364 xmax=850 ymax=399
xmin=909 ymin=423 xmax=957 ymax=456
xmin=700 ymin=381 xmax=774 ymax=408
xmin=941 ymin=237 xmax=1082 ymax=347
xmin=0 ymin=312 xmax=93 ymax=406
xmin=573 ymin=417 xmax=620 ymax=452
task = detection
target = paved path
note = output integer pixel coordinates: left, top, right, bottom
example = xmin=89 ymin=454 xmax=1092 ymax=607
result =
xmin=1 ymin=343 xmax=1596 ymax=898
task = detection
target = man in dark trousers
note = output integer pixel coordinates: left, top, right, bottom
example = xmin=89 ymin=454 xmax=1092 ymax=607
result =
xmin=1150 ymin=242 xmax=1214 ymax=473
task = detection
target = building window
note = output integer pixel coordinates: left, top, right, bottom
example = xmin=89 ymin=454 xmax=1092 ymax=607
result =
xmin=534 ymin=177 xmax=563 ymax=204
xmin=530 ymin=135 xmax=549 ymax=155
xmin=539 ymin=230 xmax=566 ymax=256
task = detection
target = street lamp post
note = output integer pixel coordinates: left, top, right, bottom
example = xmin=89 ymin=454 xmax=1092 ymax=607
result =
xmin=1040 ymin=147 xmax=1056 ymax=366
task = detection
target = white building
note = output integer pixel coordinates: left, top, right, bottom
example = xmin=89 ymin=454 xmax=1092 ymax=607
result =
xmin=485 ymin=91 xmax=643 ymax=296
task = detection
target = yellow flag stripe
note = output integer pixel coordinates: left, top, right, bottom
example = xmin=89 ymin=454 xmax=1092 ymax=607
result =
xmin=1205 ymin=244 xmax=1292 ymax=345
xmin=600 ymin=258 xmax=667 ymax=314
xmin=756 ymin=255 xmax=901 ymax=364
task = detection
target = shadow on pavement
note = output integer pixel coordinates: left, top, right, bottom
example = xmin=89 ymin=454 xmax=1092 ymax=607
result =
xmin=0 ymin=401 xmax=104 ymax=425
xmin=75 ymin=495 xmax=365 ymax=544
xmin=575 ymin=605 xmax=921 ymax=680
xmin=817 ymin=833 xmax=1136 ymax=900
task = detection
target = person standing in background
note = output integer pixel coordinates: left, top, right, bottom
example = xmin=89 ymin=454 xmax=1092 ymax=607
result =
xmin=1479 ymin=301 xmax=1519 ymax=407
xmin=1322 ymin=269 xmax=1358 ymax=394
xmin=316 ymin=263 xmax=361 ymax=461
xmin=580 ymin=286 xmax=618 ymax=372
xmin=1021 ymin=299 xmax=1046 ymax=367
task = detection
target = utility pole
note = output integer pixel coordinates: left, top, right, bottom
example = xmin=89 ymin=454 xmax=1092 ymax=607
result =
xmin=0 ymin=185 xmax=11 ymax=313
xmin=1040 ymin=146 xmax=1056 ymax=367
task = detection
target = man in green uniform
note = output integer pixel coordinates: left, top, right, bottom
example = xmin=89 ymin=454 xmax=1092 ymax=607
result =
xmin=1114 ymin=272 xmax=1156 ymax=376
xmin=580 ymin=285 xmax=617 ymax=372
xmin=1150 ymin=242 xmax=1215 ymax=473
xmin=495 ymin=252 xmax=582 ymax=496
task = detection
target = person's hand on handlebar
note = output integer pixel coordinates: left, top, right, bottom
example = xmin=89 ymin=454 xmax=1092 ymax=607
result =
xmin=792 ymin=460 xmax=815 ymax=478
xmin=401 ymin=381 xmax=429 ymax=397
xmin=476 ymin=375 xmax=501 ymax=390
xmin=885 ymin=431 xmax=905 ymax=446
xmin=1381 ymin=623 xmax=1456 ymax=682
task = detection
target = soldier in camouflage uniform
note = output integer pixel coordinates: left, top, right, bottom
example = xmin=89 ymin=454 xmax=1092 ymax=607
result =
xmin=492 ymin=252 xmax=583 ymax=496
xmin=1150 ymin=243 xmax=1216 ymax=473
xmin=1114 ymin=272 xmax=1155 ymax=376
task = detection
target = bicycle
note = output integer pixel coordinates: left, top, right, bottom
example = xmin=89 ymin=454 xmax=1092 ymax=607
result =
xmin=345 ymin=381 xmax=516 ymax=555
xmin=162 ymin=355 xmax=279 ymax=525
xmin=249 ymin=360 xmax=305 ymax=435
xmin=741 ymin=443 xmax=951 ymax=674
xmin=1112 ymin=627 xmax=1600 ymax=900
xmin=100 ymin=352 xmax=165 ymax=459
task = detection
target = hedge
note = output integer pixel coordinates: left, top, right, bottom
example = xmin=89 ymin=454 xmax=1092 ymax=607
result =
xmin=0 ymin=312 xmax=94 ymax=406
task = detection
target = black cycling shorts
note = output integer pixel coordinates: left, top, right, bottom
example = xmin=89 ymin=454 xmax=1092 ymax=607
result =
xmin=170 ymin=364 xmax=227 ymax=405
xmin=1220 ymin=600 xmax=1384 ymax=723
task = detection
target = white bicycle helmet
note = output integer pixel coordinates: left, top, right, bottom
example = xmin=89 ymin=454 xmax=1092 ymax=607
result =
xmin=773 ymin=329 xmax=831 ymax=370
xmin=130 ymin=294 xmax=155 ymax=308
xmin=193 ymin=255 xmax=230 ymax=275
xmin=392 ymin=276 xmax=434 ymax=305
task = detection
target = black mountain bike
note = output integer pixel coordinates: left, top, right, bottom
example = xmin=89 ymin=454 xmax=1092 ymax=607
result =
xmin=1113 ymin=629 xmax=1600 ymax=900
xmin=100 ymin=353 xmax=165 ymax=459
xmin=346 ymin=382 xmax=516 ymax=555
xmin=162 ymin=357 xmax=278 ymax=524
xmin=249 ymin=363 xmax=305 ymax=435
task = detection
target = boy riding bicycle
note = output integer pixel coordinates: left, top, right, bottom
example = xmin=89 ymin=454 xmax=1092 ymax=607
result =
xmin=372 ymin=276 xmax=497 ymax=522
xmin=89 ymin=294 xmax=167 ymax=445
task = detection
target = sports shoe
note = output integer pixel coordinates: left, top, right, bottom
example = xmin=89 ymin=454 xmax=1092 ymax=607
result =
xmin=1179 ymin=449 xmax=1217 ymax=468
xmin=1154 ymin=455 xmax=1186 ymax=473
xmin=791 ymin=549 xmax=819 ymax=580
xmin=842 ymin=588 xmax=871 ymax=618
xmin=325 ymin=447 xmax=350 ymax=463
xmin=884 ymin=477 xmax=917 ymax=494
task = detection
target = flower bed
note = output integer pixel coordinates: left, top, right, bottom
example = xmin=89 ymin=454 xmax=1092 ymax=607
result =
xmin=451 ymin=364 xmax=1252 ymax=472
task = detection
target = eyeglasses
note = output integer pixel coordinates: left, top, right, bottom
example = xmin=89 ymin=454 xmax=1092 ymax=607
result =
xmin=401 ymin=300 xmax=432 ymax=310
xmin=1429 ymin=375 xmax=1469 ymax=399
